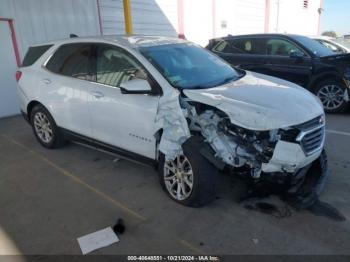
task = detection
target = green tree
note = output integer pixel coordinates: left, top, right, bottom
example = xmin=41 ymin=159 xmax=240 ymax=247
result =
xmin=322 ymin=31 xmax=337 ymax=38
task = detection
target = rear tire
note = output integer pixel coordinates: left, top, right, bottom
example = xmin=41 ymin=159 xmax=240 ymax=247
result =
xmin=30 ymin=105 xmax=65 ymax=149
xmin=158 ymin=136 xmax=218 ymax=207
xmin=314 ymin=79 xmax=349 ymax=113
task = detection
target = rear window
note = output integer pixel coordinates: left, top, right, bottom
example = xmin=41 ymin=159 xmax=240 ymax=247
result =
xmin=22 ymin=45 xmax=53 ymax=67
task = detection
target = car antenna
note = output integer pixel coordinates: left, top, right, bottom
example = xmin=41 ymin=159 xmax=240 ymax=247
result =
xmin=70 ymin=34 xmax=78 ymax=38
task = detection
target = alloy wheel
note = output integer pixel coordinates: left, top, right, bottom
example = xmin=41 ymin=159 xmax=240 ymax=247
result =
xmin=33 ymin=112 xmax=53 ymax=143
xmin=163 ymin=154 xmax=194 ymax=201
xmin=317 ymin=84 xmax=345 ymax=111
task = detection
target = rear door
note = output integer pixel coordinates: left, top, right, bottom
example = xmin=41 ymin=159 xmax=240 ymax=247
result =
xmin=210 ymin=37 xmax=269 ymax=73
xmin=263 ymin=37 xmax=312 ymax=87
xmin=42 ymin=43 xmax=94 ymax=137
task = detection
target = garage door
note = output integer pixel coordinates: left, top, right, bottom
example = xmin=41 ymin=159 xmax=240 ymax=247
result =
xmin=0 ymin=21 xmax=19 ymax=118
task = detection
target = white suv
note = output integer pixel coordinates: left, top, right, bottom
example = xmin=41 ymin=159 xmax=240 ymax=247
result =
xmin=16 ymin=35 xmax=327 ymax=207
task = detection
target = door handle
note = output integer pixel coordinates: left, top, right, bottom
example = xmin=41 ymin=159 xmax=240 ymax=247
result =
xmin=91 ymin=91 xmax=104 ymax=98
xmin=42 ymin=78 xmax=51 ymax=84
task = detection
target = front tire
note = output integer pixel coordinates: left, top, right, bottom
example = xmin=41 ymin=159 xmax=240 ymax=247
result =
xmin=315 ymin=79 xmax=349 ymax=113
xmin=30 ymin=105 xmax=65 ymax=149
xmin=158 ymin=136 xmax=218 ymax=207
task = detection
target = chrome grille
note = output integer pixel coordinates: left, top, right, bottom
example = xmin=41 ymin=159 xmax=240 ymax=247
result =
xmin=295 ymin=116 xmax=325 ymax=156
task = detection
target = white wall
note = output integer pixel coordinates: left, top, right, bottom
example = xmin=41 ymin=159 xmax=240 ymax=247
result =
xmin=183 ymin=0 xmax=213 ymax=46
xmin=99 ymin=0 xmax=178 ymax=36
xmin=215 ymin=0 xmax=265 ymax=37
xmin=268 ymin=0 xmax=322 ymax=35
xmin=0 ymin=0 xmax=100 ymax=60
xmin=182 ymin=0 xmax=266 ymax=46
xmin=0 ymin=0 xmax=100 ymax=118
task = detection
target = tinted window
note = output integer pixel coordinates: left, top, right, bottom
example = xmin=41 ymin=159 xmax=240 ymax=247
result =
xmin=212 ymin=40 xmax=240 ymax=53
xmin=214 ymin=38 xmax=266 ymax=55
xmin=95 ymin=44 xmax=148 ymax=87
xmin=22 ymin=45 xmax=53 ymax=67
xmin=140 ymin=43 xmax=240 ymax=90
xmin=266 ymin=38 xmax=305 ymax=56
xmin=46 ymin=44 xmax=92 ymax=80
xmin=291 ymin=35 xmax=334 ymax=57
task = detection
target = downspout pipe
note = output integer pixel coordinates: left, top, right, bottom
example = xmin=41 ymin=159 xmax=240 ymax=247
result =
xmin=123 ymin=0 xmax=133 ymax=35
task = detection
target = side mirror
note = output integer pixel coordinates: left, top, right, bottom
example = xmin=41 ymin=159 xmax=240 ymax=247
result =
xmin=290 ymin=50 xmax=304 ymax=59
xmin=120 ymin=79 xmax=152 ymax=94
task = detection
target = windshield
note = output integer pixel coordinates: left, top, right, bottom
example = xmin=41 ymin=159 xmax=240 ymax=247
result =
xmin=292 ymin=35 xmax=335 ymax=57
xmin=140 ymin=43 xmax=240 ymax=89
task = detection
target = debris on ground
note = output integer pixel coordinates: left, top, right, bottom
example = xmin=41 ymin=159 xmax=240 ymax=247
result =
xmin=241 ymin=196 xmax=292 ymax=219
xmin=308 ymin=200 xmax=346 ymax=221
xmin=252 ymin=238 xmax=259 ymax=244
xmin=77 ymin=227 xmax=119 ymax=255
xmin=113 ymin=218 xmax=126 ymax=234
xmin=239 ymin=150 xmax=346 ymax=221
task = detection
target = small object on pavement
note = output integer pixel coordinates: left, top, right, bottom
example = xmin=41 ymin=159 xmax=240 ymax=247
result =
xmin=113 ymin=218 xmax=126 ymax=234
xmin=77 ymin=227 xmax=119 ymax=255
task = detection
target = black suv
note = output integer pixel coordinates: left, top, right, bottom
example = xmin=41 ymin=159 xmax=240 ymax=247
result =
xmin=207 ymin=34 xmax=350 ymax=113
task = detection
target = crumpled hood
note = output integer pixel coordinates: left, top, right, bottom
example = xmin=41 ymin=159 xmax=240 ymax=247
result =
xmin=183 ymin=71 xmax=324 ymax=131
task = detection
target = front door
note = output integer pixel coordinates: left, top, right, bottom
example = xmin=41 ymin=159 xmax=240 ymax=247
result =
xmin=89 ymin=44 xmax=160 ymax=159
xmin=264 ymin=37 xmax=312 ymax=87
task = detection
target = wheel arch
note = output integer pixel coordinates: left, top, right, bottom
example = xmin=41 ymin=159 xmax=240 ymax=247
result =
xmin=27 ymin=100 xmax=42 ymax=121
xmin=308 ymin=71 xmax=344 ymax=92
xmin=27 ymin=101 xmax=56 ymax=123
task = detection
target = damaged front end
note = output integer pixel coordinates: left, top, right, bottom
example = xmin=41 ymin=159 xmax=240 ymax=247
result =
xmin=154 ymin=89 xmax=327 ymax=209
xmin=177 ymin=98 xmax=327 ymax=208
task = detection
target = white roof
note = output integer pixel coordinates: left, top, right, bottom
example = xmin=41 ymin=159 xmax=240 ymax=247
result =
xmin=32 ymin=35 xmax=188 ymax=49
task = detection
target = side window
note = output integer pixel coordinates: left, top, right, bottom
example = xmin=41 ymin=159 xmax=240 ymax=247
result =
xmin=266 ymin=38 xmax=305 ymax=56
xmin=46 ymin=44 xmax=92 ymax=80
xmin=95 ymin=44 xmax=148 ymax=88
xmin=226 ymin=38 xmax=266 ymax=55
xmin=212 ymin=38 xmax=266 ymax=55
xmin=212 ymin=40 xmax=239 ymax=54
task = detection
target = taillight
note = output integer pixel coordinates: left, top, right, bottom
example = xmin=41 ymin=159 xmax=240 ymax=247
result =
xmin=15 ymin=71 xmax=22 ymax=82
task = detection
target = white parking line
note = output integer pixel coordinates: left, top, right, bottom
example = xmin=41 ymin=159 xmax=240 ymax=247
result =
xmin=326 ymin=129 xmax=350 ymax=137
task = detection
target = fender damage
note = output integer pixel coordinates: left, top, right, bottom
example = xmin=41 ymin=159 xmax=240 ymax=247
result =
xmin=154 ymin=72 xmax=328 ymax=209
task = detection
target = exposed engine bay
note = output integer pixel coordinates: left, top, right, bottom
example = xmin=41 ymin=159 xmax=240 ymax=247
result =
xmin=155 ymin=92 xmax=328 ymax=209
xmin=182 ymin=98 xmax=277 ymax=178
xmin=180 ymin=97 xmax=325 ymax=177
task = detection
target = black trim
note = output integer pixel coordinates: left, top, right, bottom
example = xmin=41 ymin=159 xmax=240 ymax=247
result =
xmin=120 ymin=87 xmax=154 ymax=95
xmin=21 ymin=110 xmax=30 ymax=123
xmin=61 ymin=128 xmax=158 ymax=166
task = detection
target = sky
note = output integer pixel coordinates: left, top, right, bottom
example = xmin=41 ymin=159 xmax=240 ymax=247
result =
xmin=320 ymin=0 xmax=350 ymax=36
